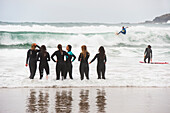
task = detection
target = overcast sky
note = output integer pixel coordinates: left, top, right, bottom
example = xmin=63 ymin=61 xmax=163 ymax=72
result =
xmin=0 ymin=0 xmax=170 ymax=23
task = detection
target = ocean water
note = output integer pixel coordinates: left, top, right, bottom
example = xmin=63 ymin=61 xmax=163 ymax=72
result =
xmin=0 ymin=22 xmax=170 ymax=87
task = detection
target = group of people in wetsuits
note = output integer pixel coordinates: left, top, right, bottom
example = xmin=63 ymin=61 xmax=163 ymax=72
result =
xmin=26 ymin=43 xmax=107 ymax=80
xmin=25 ymin=25 xmax=152 ymax=80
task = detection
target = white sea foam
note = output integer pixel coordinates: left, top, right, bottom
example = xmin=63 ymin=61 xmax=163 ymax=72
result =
xmin=167 ymin=20 xmax=170 ymax=23
xmin=0 ymin=24 xmax=170 ymax=47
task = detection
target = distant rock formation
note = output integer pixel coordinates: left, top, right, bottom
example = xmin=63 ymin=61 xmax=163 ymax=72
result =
xmin=153 ymin=13 xmax=170 ymax=23
xmin=143 ymin=13 xmax=170 ymax=24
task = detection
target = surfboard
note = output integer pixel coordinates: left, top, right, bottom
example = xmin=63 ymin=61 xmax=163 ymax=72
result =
xmin=139 ymin=61 xmax=169 ymax=64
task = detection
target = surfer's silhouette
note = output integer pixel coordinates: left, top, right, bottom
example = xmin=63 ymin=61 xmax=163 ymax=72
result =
xmin=116 ymin=26 xmax=128 ymax=35
xmin=144 ymin=45 xmax=152 ymax=63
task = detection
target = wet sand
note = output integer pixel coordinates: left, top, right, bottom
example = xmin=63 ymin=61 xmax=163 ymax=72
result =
xmin=0 ymin=88 xmax=170 ymax=113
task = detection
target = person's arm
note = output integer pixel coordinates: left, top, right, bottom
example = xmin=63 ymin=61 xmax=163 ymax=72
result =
xmin=26 ymin=50 xmax=30 ymax=66
xmin=64 ymin=51 xmax=71 ymax=61
xmin=51 ymin=51 xmax=56 ymax=62
xmin=89 ymin=54 xmax=97 ymax=64
xmin=35 ymin=44 xmax=40 ymax=52
xmin=144 ymin=48 xmax=147 ymax=55
xmin=104 ymin=55 xmax=107 ymax=63
xmin=36 ymin=44 xmax=40 ymax=49
xmin=144 ymin=48 xmax=147 ymax=57
xmin=78 ymin=53 xmax=81 ymax=61
xmin=72 ymin=53 xmax=76 ymax=62
xmin=47 ymin=52 xmax=50 ymax=61
xmin=37 ymin=53 xmax=40 ymax=61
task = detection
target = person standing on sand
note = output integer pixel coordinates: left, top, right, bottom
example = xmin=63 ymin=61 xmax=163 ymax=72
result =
xmin=37 ymin=45 xmax=50 ymax=80
xmin=65 ymin=45 xmax=76 ymax=79
xmin=51 ymin=44 xmax=69 ymax=80
xmin=89 ymin=46 xmax=107 ymax=79
xmin=144 ymin=45 xmax=152 ymax=63
xmin=26 ymin=43 xmax=40 ymax=79
xmin=78 ymin=45 xmax=90 ymax=80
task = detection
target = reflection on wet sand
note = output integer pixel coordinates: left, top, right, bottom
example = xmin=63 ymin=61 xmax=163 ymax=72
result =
xmin=26 ymin=89 xmax=49 ymax=113
xmin=96 ymin=89 xmax=106 ymax=113
xmin=1 ymin=88 xmax=169 ymax=113
xmin=26 ymin=89 xmax=37 ymax=113
xmin=79 ymin=89 xmax=90 ymax=113
xmin=26 ymin=88 xmax=107 ymax=113
xmin=38 ymin=91 xmax=49 ymax=113
xmin=55 ymin=90 xmax=73 ymax=113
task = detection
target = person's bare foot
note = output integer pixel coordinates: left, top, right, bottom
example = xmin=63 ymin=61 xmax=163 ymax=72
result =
xmin=46 ymin=75 xmax=48 ymax=80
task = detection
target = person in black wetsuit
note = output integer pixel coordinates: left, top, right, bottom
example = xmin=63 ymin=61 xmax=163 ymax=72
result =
xmin=89 ymin=46 xmax=107 ymax=79
xmin=78 ymin=45 xmax=90 ymax=80
xmin=37 ymin=45 xmax=50 ymax=80
xmin=51 ymin=44 xmax=69 ymax=80
xmin=65 ymin=45 xmax=76 ymax=79
xmin=144 ymin=45 xmax=152 ymax=63
xmin=26 ymin=43 xmax=40 ymax=79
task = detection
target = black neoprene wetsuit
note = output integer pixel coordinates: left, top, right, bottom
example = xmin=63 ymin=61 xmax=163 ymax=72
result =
xmin=144 ymin=48 xmax=152 ymax=63
xmin=26 ymin=45 xmax=40 ymax=79
xmin=78 ymin=52 xmax=90 ymax=80
xmin=90 ymin=53 xmax=107 ymax=79
xmin=37 ymin=52 xmax=50 ymax=79
xmin=65 ymin=51 xmax=76 ymax=79
xmin=51 ymin=50 xmax=69 ymax=80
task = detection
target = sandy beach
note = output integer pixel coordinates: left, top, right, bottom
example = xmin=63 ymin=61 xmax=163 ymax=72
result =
xmin=0 ymin=87 xmax=170 ymax=113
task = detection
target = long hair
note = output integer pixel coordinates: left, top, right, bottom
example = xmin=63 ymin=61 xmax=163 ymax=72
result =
xmin=58 ymin=44 xmax=63 ymax=55
xmin=81 ymin=45 xmax=89 ymax=59
xmin=40 ymin=45 xmax=47 ymax=57
xmin=99 ymin=46 xmax=105 ymax=59
xmin=31 ymin=43 xmax=36 ymax=50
